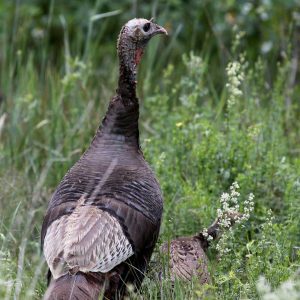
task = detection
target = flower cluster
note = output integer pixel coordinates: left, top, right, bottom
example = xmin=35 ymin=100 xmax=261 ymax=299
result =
xmin=258 ymin=209 xmax=275 ymax=245
xmin=257 ymin=275 xmax=300 ymax=299
xmin=202 ymin=181 xmax=255 ymax=257
xmin=217 ymin=182 xmax=254 ymax=226
xmin=242 ymin=192 xmax=255 ymax=221
xmin=226 ymin=61 xmax=244 ymax=108
xmin=202 ymin=228 xmax=214 ymax=241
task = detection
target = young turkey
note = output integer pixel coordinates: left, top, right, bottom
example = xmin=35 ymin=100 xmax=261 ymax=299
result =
xmin=41 ymin=18 xmax=167 ymax=300
xmin=160 ymin=211 xmax=241 ymax=285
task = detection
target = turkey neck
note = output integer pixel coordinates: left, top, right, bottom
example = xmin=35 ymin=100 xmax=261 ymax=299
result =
xmin=97 ymin=31 xmax=141 ymax=148
xmin=117 ymin=32 xmax=138 ymax=100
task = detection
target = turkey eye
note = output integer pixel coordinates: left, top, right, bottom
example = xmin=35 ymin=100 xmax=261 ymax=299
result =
xmin=143 ymin=23 xmax=151 ymax=32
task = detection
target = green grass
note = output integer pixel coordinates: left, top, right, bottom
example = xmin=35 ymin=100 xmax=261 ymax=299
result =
xmin=0 ymin=1 xmax=300 ymax=299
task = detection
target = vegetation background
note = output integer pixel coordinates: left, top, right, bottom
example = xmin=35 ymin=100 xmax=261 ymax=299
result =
xmin=0 ymin=0 xmax=299 ymax=299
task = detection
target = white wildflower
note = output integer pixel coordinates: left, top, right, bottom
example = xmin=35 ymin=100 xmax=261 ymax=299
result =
xmin=226 ymin=61 xmax=244 ymax=108
xmin=202 ymin=228 xmax=208 ymax=237
xmin=256 ymin=275 xmax=300 ymax=299
xmin=256 ymin=276 xmax=272 ymax=294
xmin=231 ymin=181 xmax=240 ymax=190
xmin=215 ymin=181 xmax=255 ymax=258
xmin=207 ymin=235 xmax=213 ymax=241
xmin=221 ymin=192 xmax=230 ymax=203
xmin=217 ymin=208 xmax=223 ymax=217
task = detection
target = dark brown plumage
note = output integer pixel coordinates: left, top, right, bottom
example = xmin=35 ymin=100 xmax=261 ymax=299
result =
xmin=160 ymin=211 xmax=241 ymax=285
xmin=41 ymin=18 xmax=167 ymax=300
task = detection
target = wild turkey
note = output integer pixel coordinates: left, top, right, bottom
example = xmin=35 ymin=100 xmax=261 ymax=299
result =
xmin=160 ymin=211 xmax=241 ymax=285
xmin=41 ymin=18 xmax=167 ymax=300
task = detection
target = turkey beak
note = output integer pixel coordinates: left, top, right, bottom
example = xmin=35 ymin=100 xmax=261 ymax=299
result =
xmin=151 ymin=23 xmax=168 ymax=37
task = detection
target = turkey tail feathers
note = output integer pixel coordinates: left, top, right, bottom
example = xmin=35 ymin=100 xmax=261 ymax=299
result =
xmin=43 ymin=272 xmax=104 ymax=300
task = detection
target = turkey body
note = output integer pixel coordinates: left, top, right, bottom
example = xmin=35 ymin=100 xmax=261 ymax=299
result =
xmin=160 ymin=237 xmax=210 ymax=285
xmin=41 ymin=18 xmax=167 ymax=300
xmin=42 ymin=98 xmax=163 ymax=300
xmin=41 ymin=99 xmax=163 ymax=299
xmin=160 ymin=212 xmax=241 ymax=286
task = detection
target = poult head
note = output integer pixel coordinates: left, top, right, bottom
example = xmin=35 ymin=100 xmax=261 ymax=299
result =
xmin=118 ymin=18 xmax=167 ymax=65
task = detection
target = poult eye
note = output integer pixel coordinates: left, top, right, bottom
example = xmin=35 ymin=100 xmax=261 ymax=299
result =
xmin=143 ymin=23 xmax=151 ymax=32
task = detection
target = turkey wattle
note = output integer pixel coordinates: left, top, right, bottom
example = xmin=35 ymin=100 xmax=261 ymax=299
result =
xmin=41 ymin=18 xmax=167 ymax=300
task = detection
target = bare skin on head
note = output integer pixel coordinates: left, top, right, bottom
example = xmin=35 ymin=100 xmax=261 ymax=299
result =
xmin=117 ymin=18 xmax=167 ymax=98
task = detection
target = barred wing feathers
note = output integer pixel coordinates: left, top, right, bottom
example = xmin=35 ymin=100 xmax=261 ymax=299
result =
xmin=44 ymin=198 xmax=134 ymax=279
